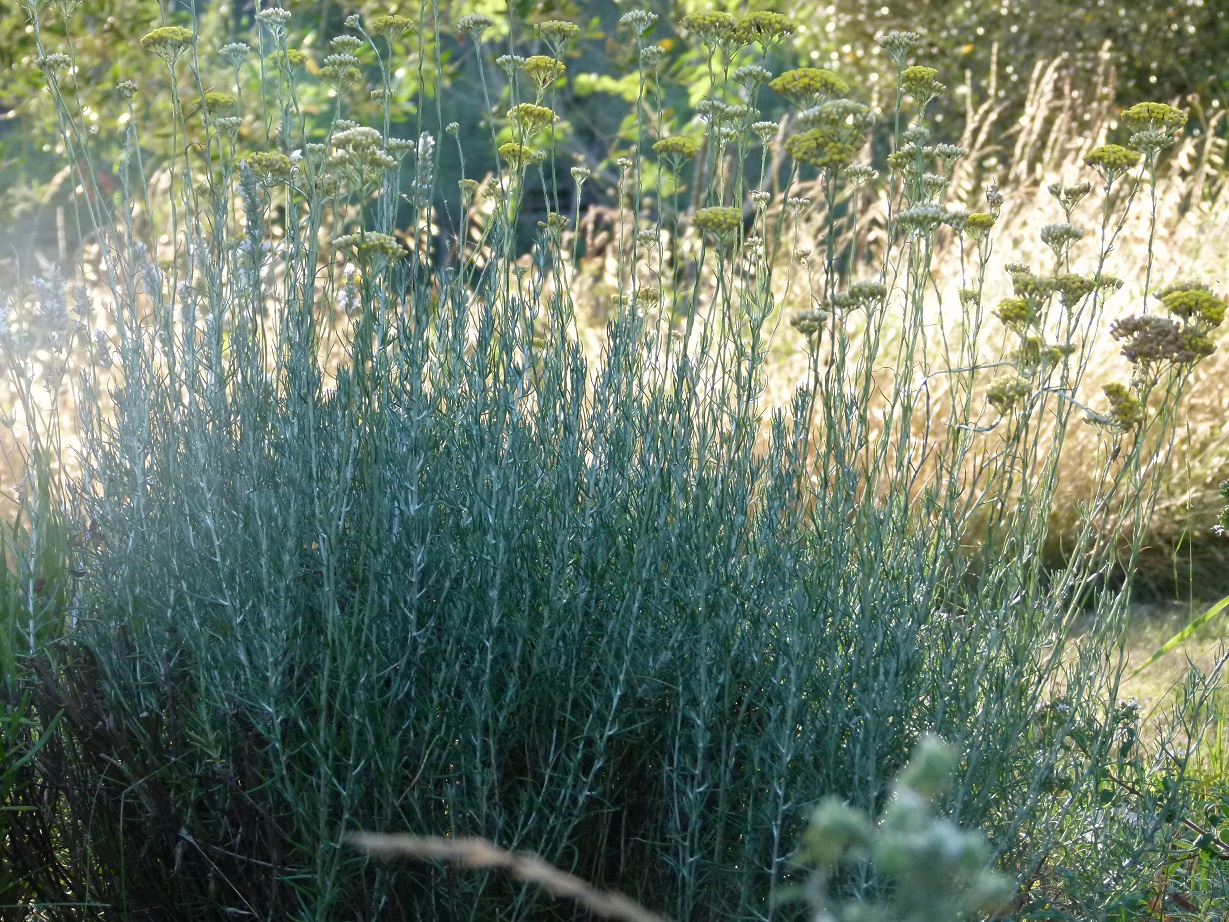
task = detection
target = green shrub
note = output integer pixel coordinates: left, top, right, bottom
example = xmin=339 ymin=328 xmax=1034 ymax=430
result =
xmin=0 ymin=2 xmax=1222 ymax=919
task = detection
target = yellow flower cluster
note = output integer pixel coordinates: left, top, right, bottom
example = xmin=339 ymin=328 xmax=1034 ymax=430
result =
xmin=243 ymin=151 xmax=295 ymax=182
xmin=1052 ymin=273 xmax=1096 ymax=307
xmin=458 ymin=178 xmax=480 ymax=205
xmin=784 ymin=129 xmax=855 ymax=172
xmin=268 ymin=48 xmax=307 ymax=70
xmin=521 ymin=55 xmax=566 ymax=89
xmin=1083 ymin=144 xmax=1140 ymax=181
xmin=1155 ymin=281 xmax=1226 ymax=326
xmin=693 ymin=206 xmax=743 ymax=241
xmin=1101 ymin=383 xmax=1144 ymax=431
xmin=536 ymin=20 xmax=581 ymax=46
xmin=900 ymin=65 xmax=944 ymax=102
xmin=140 ymin=26 xmax=194 ymax=62
xmin=332 ymin=232 xmax=406 ymax=265
xmin=653 ymin=136 xmax=702 ymax=161
xmin=994 ymin=296 xmax=1035 ymax=334
xmin=679 ymin=11 xmax=794 ymax=50
xmin=201 ymin=91 xmax=238 ymax=116
xmin=498 ymin=143 xmax=546 ymax=169
xmin=769 ymin=68 xmax=849 ymax=106
xmin=964 ymin=212 xmax=996 ymax=239
xmin=1121 ymin=102 xmax=1187 ymax=133
xmin=1007 ymin=266 xmax=1054 ymax=301
xmin=679 ymin=11 xmax=737 ymax=47
xmin=369 ymin=14 xmax=415 ymax=41
xmin=509 ymin=103 xmax=557 ymax=137
xmin=733 ymin=11 xmax=794 ymax=45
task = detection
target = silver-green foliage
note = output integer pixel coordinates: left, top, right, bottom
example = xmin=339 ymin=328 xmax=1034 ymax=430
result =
xmin=0 ymin=3 xmax=1219 ymax=919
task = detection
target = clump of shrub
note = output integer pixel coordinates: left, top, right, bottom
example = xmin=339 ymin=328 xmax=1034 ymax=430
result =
xmin=0 ymin=2 xmax=1222 ymax=919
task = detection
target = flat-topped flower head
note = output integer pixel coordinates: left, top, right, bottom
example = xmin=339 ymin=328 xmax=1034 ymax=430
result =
xmin=219 ymin=41 xmax=249 ymax=68
xmin=333 ymin=126 xmax=383 ymax=151
xmin=1123 ymin=102 xmax=1187 ymax=154
xmin=37 ymin=52 xmax=72 ymax=79
xmin=770 ymin=67 xmax=849 ymax=107
xmin=964 ymin=212 xmax=996 ymax=240
xmin=734 ymin=11 xmax=794 ymax=48
xmin=1008 ymin=268 xmax=1054 ymax=301
xmin=694 ymin=206 xmax=743 ymax=245
xmin=268 ymin=48 xmax=307 ymax=70
xmin=320 ymin=53 xmax=362 ymax=85
xmin=369 ymin=14 xmax=414 ymax=42
xmin=653 ymin=135 xmax=702 ymax=161
xmin=200 ymin=91 xmax=238 ymax=120
xmin=498 ymin=143 xmax=546 ymax=169
xmin=384 ymin=137 xmax=416 ymax=159
xmin=799 ymin=99 xmax=874 ymax=140
xmin=242 ymin=150 xmax=295 ymax=183
xmin=495 ymin=54 xmax=525 ymax=77
xmin=1110 ymin=314 xmax=1217 ymax=366
xmin=536 ymin=19 xmax=580 ymax=58
xmin=844 ymin=281 xmax=888 ymax=309
xmin=254 ymin=7 xmax=292 ymax=35
xmin=332 ymin=231 xmax=406 ymax=268
xmin=1040 ymin=222 xmax=1084 ymax=257
xmin=896 ymin=202 xmax=947 ymax=233
xmin=1122 ymin=102 xmax=1187 ymax=133
xmin=1155 ymin=280 xmax=1226 ymax=327
xmin=679 ymin=11 xmax=738 ymax=49
xmin=733 ymin=64 xmax=773 ymax=92
xmin=1084 ymin=144 xmax=1141 ymax=182
xmin=330 ymin=35 xmax=365 ymax=55
xmin=521 ymin=55 xmax=566 ymax=90
xmin=932 ymin=143 xmax=965 ymax=170
xmin=140 ymin=26 xmax=194 ymax=64
xmin=994 ymin=296 xmax=1036 ymax=334
xmin=901 ymin=65 xmax=944 ymax=104
xmin=457 ymin=178 xmax=480 ymax=205
xmin=785 ymin=129 xmax=855 ymax=172
xmin=509 ymin=103 xmax=557 ymax=137
xmin=1052 ymin=273 xmax=1096 ymax=307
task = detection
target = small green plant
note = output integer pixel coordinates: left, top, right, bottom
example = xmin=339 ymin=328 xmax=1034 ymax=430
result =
xmin=798 ymin=736 xmax=1013 ymax=922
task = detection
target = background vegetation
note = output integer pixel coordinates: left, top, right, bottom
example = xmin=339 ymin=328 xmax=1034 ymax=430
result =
xmin=2 ymin=0 xmax=1227 ymax=592
xmin=0 ymin=0 xmax=1226 ymax=919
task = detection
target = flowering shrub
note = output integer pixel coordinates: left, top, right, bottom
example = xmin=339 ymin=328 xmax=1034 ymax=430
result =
xmin=0 ymin=2 xmax=1221 ymax=919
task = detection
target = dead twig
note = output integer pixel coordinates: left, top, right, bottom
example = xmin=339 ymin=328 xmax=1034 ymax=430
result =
xmin=346 ymin=833 xmax=674 ymax=922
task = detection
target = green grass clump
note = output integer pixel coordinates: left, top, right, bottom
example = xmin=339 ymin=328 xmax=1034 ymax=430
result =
xmin=0 ymin=3 xmax=1223 ymax=919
